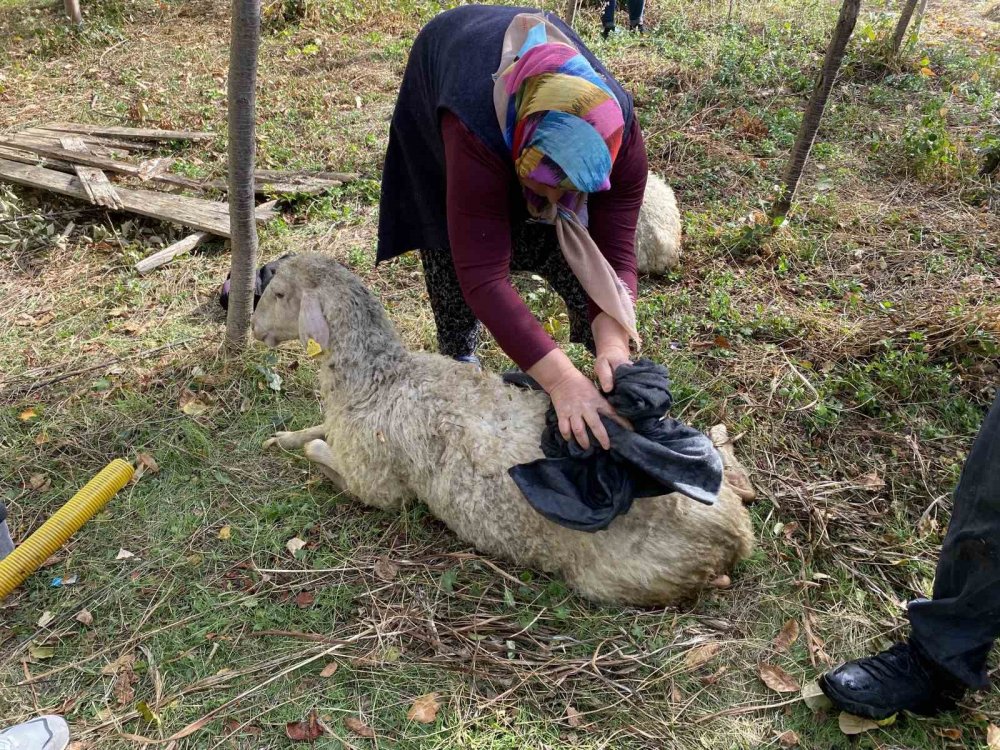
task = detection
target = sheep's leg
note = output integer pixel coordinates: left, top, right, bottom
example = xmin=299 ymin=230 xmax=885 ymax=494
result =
xmin=263 ymin=425 xmax=327 ymax=451
xmin=303 ymin=439 xmax=348 ymax=492
xmin=709 ymin=424 xmax=757 ymax=502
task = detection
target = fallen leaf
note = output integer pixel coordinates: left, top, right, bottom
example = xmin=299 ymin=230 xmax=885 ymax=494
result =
xmin=116 ymin=548 xmax=135 ymax=560
xmin=565 ymin=705 xmax=582 ymax=728
xmin=137 ymin=452 xmax=159 ymax=473
xmin=75 ymin=609 xmax=94 ymax=626
xmin=29 ymin=473 xmax=51 ymax=492
xmin=286 ymin=536 xmax=306 ymax=555
xmin=137 ymin=157 xmax=174 ymax=181
xmin=774 ymin=619 xmax=800 ymax=652
xmin=101 ymin=652 xmax=135 ymax=676
xmin=759 ymin=663 xmax=800 ymax=693
xmin=305 ymin=338 xmax=323 ymax=357
xmin=987 ymin=723 xmax=1000 ymax=749
xmin=838 ymin=712 xmax=878 ymax=735
xmin=407 ymin=693 xmax=440 ymax=724
xmin=713 ymin=334 xmax=732 ymax=349
xmin=710 ymin=574 xmax=731 ymax=588
xmin=670 ymin=683 xmax=684 ymax=703
xmin=319 ymin=662 xmax=338 ymax=678
xmin=374 ymin=557 xmax=398 ymax=582
xmin=29 ymin=645 xmax=55 ymax=660
xmin=295 ymin=591 xmax=315 ymax=608
xmin=856 ymin=471 xmax=885 ymax=491
xmin=684 ymin=642 xmax=721 ymax=669
xmin=286 ymin=709 xmax=323 ymax=742
xmin=218 ymin=525 xmax=232 ymax=540
xmin=34 ymin=432 xmax=51 ymax=446
xmin=344 ymin=716 xmax=374 ymax=738
xmin=38 ymin=611 xmax=55 ymax=628
xmin=115 ymin=658 xmax=138 ymax=705
xmin=776 ymin=730 xmax=800 ymax=748
xmin=179 ymin=392 xmax=210 ymax=416
xmin=19 ymin=407 xmax=38 ymax=421
xmin=699 ymin=665 xmax=728 ymax=685
xmin=137 ymin=701 xmax=161 ymax=725
xmin=919 ymin=66 xmax=936 ymax=77
xmin=936 ymin=728 xmax=962 ymax=740
xmin=800 ymin=680 xmax=833 ymax=711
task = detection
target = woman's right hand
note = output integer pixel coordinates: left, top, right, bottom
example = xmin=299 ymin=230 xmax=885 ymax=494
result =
xmin=546 ymin=369 xmax=619 ymax=451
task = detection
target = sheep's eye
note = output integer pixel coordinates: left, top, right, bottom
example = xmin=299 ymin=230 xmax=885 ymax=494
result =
xmin=274 ymin=292 xmax=285 ymax=300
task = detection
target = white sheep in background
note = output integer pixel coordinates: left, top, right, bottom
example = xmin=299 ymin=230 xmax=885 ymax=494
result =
xmin=253 ymin=254 xmax=753 ymax=606
xmin=636 ymin=172 xmax=682 ymax=276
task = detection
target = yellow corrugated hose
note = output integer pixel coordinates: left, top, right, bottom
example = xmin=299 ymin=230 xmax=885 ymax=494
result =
xmin=0 ymin=459 xmax=134 ymax=601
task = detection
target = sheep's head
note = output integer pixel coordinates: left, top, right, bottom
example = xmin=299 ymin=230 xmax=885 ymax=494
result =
xmin=252 ymin=265 xmax=329 ymax=351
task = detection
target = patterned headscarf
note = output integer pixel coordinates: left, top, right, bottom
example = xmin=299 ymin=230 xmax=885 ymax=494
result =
xmin=493 ymin=13 xmax=639 ymax=348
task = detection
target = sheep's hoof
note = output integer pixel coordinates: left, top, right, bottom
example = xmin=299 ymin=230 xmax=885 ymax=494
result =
xmin=263 ymin=432 xmax=290 ymax=450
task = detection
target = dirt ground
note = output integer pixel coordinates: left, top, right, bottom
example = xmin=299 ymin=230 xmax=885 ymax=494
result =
xmin=0 ymin=0 xmax=998 ymax=747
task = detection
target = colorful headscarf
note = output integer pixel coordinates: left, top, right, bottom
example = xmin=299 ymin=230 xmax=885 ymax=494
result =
xmin=493 ymin=13 xmax=640 ymax=348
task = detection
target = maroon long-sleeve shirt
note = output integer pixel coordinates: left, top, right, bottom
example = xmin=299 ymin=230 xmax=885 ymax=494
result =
xmin=441 ymin=110 xmax=648 ymax=370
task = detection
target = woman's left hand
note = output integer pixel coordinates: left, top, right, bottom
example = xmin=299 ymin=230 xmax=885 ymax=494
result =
xmin=595 ymin=345 xmax=632 ymax=393
xmin=592 ymin=313 xmax=633 ymax=393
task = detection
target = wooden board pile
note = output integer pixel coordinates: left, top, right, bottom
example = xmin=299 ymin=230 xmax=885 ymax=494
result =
xmin=0 ymin=122 xmax=356 ymax=273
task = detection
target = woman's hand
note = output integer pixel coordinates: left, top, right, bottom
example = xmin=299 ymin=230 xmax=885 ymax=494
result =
xmin=592 ymin=313 xmax=633 ymax=393
xmin=527 ymin=349 xmax=623 ymax=451
xmin=547 ymin=369 xmax=617 ymax=451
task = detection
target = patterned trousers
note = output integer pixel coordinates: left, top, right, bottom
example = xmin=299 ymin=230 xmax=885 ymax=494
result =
xmin=420 ymin=222 xmax=595 ymax=360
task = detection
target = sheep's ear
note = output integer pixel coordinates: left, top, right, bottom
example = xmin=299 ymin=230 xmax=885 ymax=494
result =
xmin=298 ymin=291 xmax=329 ymax=351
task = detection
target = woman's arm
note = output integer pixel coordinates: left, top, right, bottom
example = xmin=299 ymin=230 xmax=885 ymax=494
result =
xmin=442 ymin=112 xmax=617 ymax=449
xmin=586 ymin=117 xmax=649 ymax=391
xmin=442 ymin=111 xmax=558 ymax=371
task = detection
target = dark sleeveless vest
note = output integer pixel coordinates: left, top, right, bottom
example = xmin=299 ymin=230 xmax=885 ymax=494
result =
xmin=376 ymin=4 xmax=635 ymax=263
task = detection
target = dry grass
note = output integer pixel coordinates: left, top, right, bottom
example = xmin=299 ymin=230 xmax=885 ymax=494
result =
xmin=0 ymin=0 xmax=998 ymax=747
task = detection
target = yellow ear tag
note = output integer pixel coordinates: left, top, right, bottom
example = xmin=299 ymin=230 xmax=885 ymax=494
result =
xmin=305 ymin=338 xmax=323 ymax=357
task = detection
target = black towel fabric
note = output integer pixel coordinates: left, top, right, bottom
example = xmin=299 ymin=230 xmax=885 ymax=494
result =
xmin=507 ymin=359 xmax=723 ymax=532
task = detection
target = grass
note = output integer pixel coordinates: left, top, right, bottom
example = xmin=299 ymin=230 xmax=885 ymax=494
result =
xmin=1 ymin=0 xmax=998 ymax=747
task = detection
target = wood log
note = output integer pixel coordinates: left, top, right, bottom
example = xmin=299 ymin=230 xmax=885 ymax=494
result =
xmin=0 ymin=136 xmax=205 ymax=191
xmin=136 ymin=232 xmax=211 ymax=274
xmin=0 ymin=158 xmax=277 ymax=237
xmin=59 ymin=135 xmax=124 ymax=210
xmin=39 ymin=122 xmax=215 ymax=142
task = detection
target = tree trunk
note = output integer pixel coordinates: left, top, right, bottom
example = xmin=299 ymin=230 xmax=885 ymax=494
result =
xmin=770 ymin=0 xmax=860 ymax=222
xmin=566 ymin=0 xmax=579 ymax=27
xmin=63 ymin=0 xmax=82 ymax=25
xmin=224 ymin=0 xmax=261 ymax=351
xmin=890 ymin=0 xmax=921 ymax=55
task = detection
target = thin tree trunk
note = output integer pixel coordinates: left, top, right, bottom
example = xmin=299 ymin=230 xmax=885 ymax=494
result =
xmin=63 ymin=0 xmax=82 ymax=25
xmin=890 ymin=0 xmax=920 ymax=54
xmin=909 ymin=0 xmax=929 ymax=44
xmin=566 ymin=0 xmax=579 ymax=27
xmin=224 ymin=0 xmax=261 ymax=351
xmin=770 ymin=0 xmax=860 ymax=222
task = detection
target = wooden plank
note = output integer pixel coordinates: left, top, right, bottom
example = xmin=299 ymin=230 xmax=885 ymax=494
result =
xmin=0 ymin=144 xmax=73 ymax=171
xmin=0 ymin=158 xmax=277 ymax=237
xmin=254 ymin=168 xmax=359 ymax=183
xmin=60 ymin=135 xmax=124 ymax=210
xmin=204 ymin=176 xmax=343 ymax=197
xmin=136 ymin=232 xmax=211 ymax=274
xmin=40 ymin=122 xmax=215 ymax=143
xmin=22 ymin=127 xmax=154 ymax=154
xmin=0 ymin=136 xmax=205 ymax=192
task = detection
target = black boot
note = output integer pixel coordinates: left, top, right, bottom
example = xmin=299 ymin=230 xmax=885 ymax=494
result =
xmin=819 ymin=642 xmax=966 ymax=720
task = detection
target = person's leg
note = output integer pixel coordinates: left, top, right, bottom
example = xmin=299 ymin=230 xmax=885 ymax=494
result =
xmin=419 ymin=248 xmax=481 ymax=364
xmin=602 ymin=0 xmax=618 ymax=34
xmin=820 ymin=392 xmax=1000 ymax=719
xmin=510 ymin=223 xmax=596 ymax=356
xmin=0 ymin=501 xmax=13 ymax=560
xmin=907 ymin=392 xmax=1000 ymax=688
xmin=628 ymin=0 xmax=645 ymax=30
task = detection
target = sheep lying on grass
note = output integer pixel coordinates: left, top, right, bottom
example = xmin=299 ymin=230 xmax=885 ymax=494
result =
xmin=253 ymin=254 xmax=754 ymax=606
xmin=635 ymin=172 xmax=682 ymax=276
